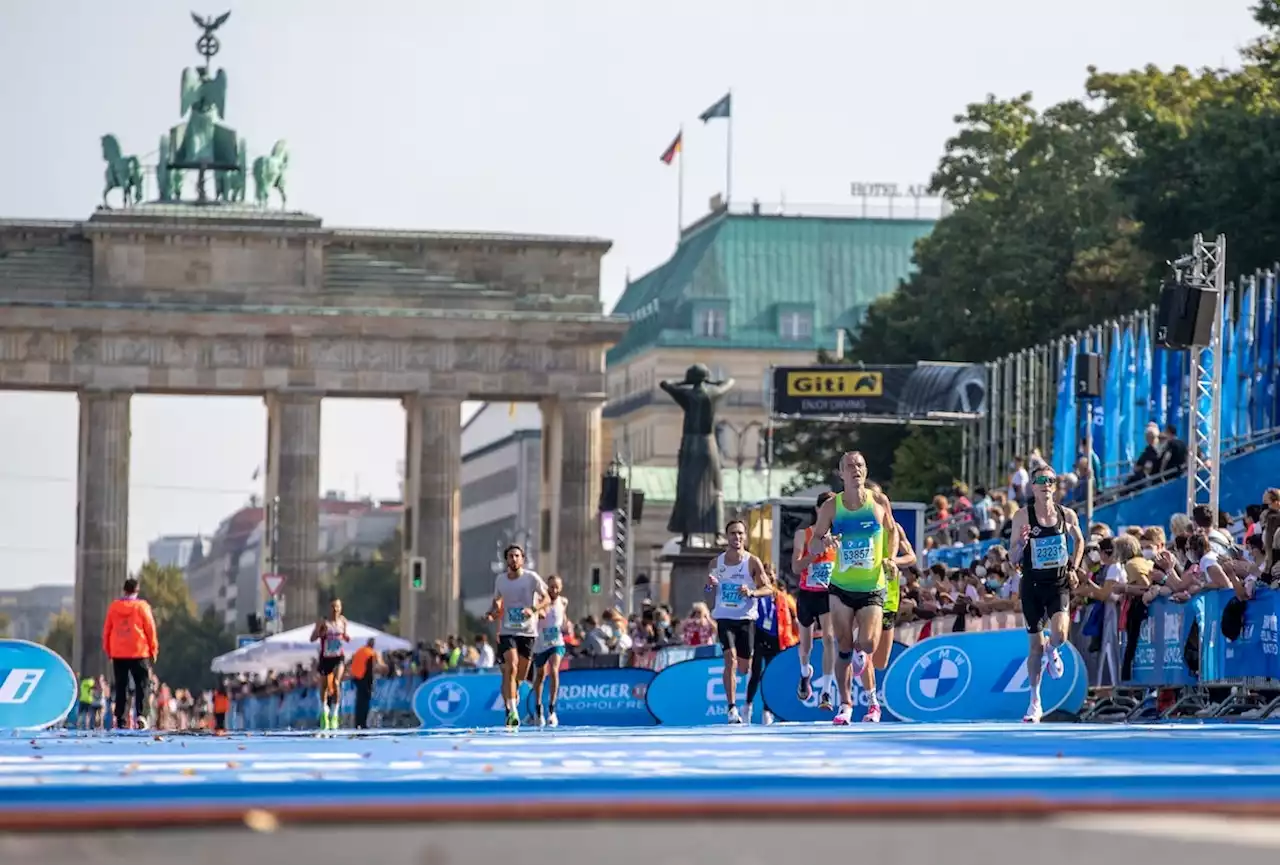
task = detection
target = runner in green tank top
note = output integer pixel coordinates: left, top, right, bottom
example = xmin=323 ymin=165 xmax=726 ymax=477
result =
xmin=807 ymin=451 xmax=898 ymax=726
xmin=866 ymin=486 xmax=919 ymax=714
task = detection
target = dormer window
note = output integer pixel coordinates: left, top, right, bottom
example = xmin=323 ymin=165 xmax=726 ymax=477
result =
xmin=694 ymin=306 xmax=727 ymax=338
xmin=779 ymin=310 xmax=812 ymax=341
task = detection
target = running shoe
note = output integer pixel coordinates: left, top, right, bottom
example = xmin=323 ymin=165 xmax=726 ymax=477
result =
xmin=762 ymin=710 xmax=775 ymax=726
xmin=849 ymin=650 xmax=867 ymax=678
xmin=1045 ymin=647 xmax=1064 ymax=680
xmin=819 ymin=687 xmax=833 ymax=711
xmin=505 ymin=709 xmax=520 ymax=728
xmin=727 ymin=706 xmax=743 ymax=724
xmin=833 ymin=703 xmax=853 ymax=725
xmin=797 ymin=672 xmax=813 ymax=701
xmin=863 ymin=703 xmax=881 ymax=723
xmin=1022 ymin=699 xmax=1043 ymax=723
xmin=546 ymin=711 xmax=559 ymax=728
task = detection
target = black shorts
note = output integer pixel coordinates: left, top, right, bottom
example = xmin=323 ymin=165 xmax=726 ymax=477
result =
xmin=828 ymin=585 xmax=887 ymax=613
xmin=716 ymin=619 xmax=753 ymax=658
xmin=796 ymin=590 xmax=830 ymax=628
xmin=754 ymin=631 xmax=781 ymax=662
xmin=497 ymin=634 xmax=535 ymax=660
xmin=1021 ymin=578 xmax=1070 ymax=632
xmin=318 ymin=655 xmax=344 ymax=676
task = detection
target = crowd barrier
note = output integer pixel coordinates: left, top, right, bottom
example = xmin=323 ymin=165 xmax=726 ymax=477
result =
xmin=229 ymin=591 xmax=1278 ymax=729
xmin=924 ymin=539 xmax=1004 ymax=569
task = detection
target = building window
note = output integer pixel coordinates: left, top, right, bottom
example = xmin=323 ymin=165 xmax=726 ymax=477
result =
xmin=694 ymin=307 xmax=727 ymax=338
xmin=779 ymin=311 xmax=813 ymax=341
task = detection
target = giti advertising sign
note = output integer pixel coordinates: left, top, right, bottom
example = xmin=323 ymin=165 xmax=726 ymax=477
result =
xmin=770 ymin=364 xmax=987 ymax=421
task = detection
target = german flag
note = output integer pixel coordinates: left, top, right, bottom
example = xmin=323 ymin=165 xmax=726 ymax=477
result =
xmin=660 ymin=132 xmax=682 ymax=165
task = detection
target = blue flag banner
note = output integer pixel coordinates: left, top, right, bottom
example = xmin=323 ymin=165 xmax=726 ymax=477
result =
xmin=1053 ymin=342 xmax=1077 ymax=474
xmin=1134 ymin=320 xmax=1152 ymax=455
xmin=1222 ymin=314 xmax=1238 ymax=443
xmin=1119 ymin=324 xmax=1137 ymax=474
xmin=1103 ymin=324 xmax=1122 ymax=484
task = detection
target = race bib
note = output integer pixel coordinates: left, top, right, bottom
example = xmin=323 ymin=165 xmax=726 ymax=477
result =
xmin=1031 ymin=535 xmax=1069 ymax=570
xmin=840 ymin=536 xmax=874 ymax=571
xmin=541 ymin=625 xmax=562 ymax=645
xmin=720 ymin=583 xmax=747 ymax=608
xmin=504 ymin=606 xmax=527 ymax=627
xmin=323 ymin=636 xmax=343 ymax=656
xmin=808 ymin=561 xmax=833 ymax=588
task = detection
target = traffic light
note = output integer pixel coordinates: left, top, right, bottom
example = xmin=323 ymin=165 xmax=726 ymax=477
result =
xmin=409 ymin=556 xmax=426 ymax=592
xmin=590 ymin=566 xmax=602 ymax=594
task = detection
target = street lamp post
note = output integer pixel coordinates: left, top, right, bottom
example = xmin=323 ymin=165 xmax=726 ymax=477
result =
xmin=715 ymin=420 xmax=768 ymax=512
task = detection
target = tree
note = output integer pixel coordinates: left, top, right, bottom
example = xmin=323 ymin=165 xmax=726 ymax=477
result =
xmin=888 ymin=427 xmax=963 ymax=502
xmin=331 ymin=534 xmax=401 ymax=630
xmin=130 ymin=560 xmax=233 ymax=690
xmin=41 ymin=611 xmax=74 ymax=666
xmin=134 ymin=560 xmax=196 ymax=627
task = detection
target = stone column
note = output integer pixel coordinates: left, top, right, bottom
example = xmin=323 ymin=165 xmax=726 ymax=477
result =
xmin=553 ymin=397 xmax=604 ymax=615
xmin=264 ymin=391 xmax=322 ymax=630
xmin=407 ymin=394 xmax=462 ymax=643
xmin=74 ymin=390 xmax=131 ymax=680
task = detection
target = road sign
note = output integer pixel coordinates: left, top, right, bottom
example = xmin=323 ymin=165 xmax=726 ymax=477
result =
xmin=262 ymin=573 xmax=286 ymax=597
xmin=263 ymin=598 xmax=278 ymax=622
xmin=236 ymin=635 xmax=260 ymax=649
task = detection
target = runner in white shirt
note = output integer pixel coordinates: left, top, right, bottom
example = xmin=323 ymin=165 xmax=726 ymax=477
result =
xmin=484 ymin=544 xmax=550 ymax=728
xmin=530 ymin=575 xmax=569 ymax=727
xmin=705 ymin=519 xmax=772 ymax=724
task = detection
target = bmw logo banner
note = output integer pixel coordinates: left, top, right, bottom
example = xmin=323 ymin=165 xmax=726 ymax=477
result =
xmin=882 ymin=629 xmax=1088 ymax=722
xmin=413 ymin=672 xmax=532 ymax=729
xmin=760 ymin=641 xmax=907 ymax=722
xmin=644 ymin=658 xmax=765 ymax=726
xmin=521 ymin=668 xmax=657 ymax=727
xmin=0 ymin=640 xmax=78 ymax=731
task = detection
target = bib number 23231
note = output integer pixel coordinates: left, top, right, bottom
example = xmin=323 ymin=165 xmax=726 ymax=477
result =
xmin=1031 ymin=536 xmax=1068 ymax=570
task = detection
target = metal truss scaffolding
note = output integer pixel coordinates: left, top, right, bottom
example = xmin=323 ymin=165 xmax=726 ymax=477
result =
xmin=1183 ymin=234 xmax=1227 ymax=518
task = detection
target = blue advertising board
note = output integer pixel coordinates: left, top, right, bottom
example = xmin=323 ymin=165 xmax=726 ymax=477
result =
xmin=645 ymin=658 xmax=765 ymax=725
xmin=882 ymin=629 xmax=1087 ymax=722
xmin=1124 ymin=596 xmax=1201 ymax=687
xmin=413 ymin=672 xmax=532 ymax=729
xmin=1200 ymin=587 xmax=1280 ymax=682
xmin=521 ymin=668 xmax=657 ymax=727
xmin=760 ymin=641 xmax=907 ymax=722
xmin=0 ymin=640 xmax=77 ymax=730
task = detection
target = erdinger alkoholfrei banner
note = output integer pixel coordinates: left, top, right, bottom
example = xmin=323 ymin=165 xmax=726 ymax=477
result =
xmin=769 ymin=364 xmax=987 ymax=421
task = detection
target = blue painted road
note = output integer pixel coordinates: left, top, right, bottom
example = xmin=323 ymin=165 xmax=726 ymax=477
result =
xmin=1 ymin=723 xmax=1279 ymax=822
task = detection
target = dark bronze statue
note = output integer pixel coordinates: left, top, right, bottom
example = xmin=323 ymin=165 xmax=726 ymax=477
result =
xmin=659 ymin=364 xmax=736 ymax=546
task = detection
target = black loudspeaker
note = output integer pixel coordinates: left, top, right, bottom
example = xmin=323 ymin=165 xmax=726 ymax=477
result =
xmin=599 ymin=474 xmax=621 ymax=512
xmin=1155 ymin=280 xmax=1216 ymax=349
xmin=1076 ymin=352 xmax=1103 ymax=399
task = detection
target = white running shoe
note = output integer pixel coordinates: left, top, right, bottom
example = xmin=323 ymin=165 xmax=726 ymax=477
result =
xmin=533 ymin=711 xmax=545 ymax=728
xmin=1045 ymin=647 xmax=1064 ymax=680
xmin=1022 ymin=698 xmax=1043 ymax=723
xmin=546 ymin=711 xmax=559 ymax=728
xmin=762 ymin=710 xmax=774 ymax=726
xmin=727 ymin=706 xmax=743 ymax=724
xmin=833 ymin=704 xmax=853 ymax=726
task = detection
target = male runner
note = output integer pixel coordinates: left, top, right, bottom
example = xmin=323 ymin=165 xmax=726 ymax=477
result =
xmin=310 ymin=598 xmax=351 ymax=731
xmin=1007 ymin=466 xmax=1086 ymax=723
xmin=706 ymin=519 xmax=772 ymax=724
xmin=792 ymin=490 xmax=838 ymax=710
xmin=808 ymin=452 xmax=897 ymax=725
xmin=530 ymin=574 xmax=569 ymax=727
xmin=485 ymin=544 xmax=549 ymax=728
xmin=861 ymin=488 xmax=917 ymax=722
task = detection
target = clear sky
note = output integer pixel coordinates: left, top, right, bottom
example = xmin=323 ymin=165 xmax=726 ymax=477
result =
xmin=0 ymin=0 xmax=1262 ymax=590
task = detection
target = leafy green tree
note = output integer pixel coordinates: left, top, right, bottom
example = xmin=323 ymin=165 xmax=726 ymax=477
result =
xmin=331 ymin=534 xmax=401 ymax=630
xmin=41 ymin=611 xmax=74 ymax=665
xmin=135 ymin=560 xmax=196 ymax=627
xmin=131 ymin=560 xmax=233 ymax=690
xmin=888 ymin=427 xmax=963 ymax=502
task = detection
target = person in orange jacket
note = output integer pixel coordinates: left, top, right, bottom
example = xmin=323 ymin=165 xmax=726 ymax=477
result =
xmin=102 ymin=577 xmax=159 ymax=730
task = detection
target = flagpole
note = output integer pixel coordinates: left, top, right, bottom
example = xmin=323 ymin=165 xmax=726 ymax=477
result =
xmin=725 ymin=89 xmax=733 ymax=208
xmin=677 ymin=124 xmax=685 ymax=236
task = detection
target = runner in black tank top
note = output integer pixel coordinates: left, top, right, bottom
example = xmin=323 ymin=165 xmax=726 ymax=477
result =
xmin=1008 ymin=468 xmax=1085 ymax=723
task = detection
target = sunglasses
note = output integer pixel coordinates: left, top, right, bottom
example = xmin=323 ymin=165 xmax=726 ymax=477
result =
xmin=1032 ymin=476 xmax=1058 ymax=486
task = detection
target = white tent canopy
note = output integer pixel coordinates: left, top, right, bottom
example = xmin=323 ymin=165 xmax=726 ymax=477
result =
xmin=210 ymin=621 xmax=412 ymax=675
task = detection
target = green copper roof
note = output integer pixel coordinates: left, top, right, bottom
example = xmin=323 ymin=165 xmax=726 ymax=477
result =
xmin=628 ymin=465 xmax=800 ymax=505
xmin=608 ymin=210 xmax=934 ymax=365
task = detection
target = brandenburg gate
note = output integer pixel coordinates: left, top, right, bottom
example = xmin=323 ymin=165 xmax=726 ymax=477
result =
xmin=0 ymin=13 xmax=625 ymax=677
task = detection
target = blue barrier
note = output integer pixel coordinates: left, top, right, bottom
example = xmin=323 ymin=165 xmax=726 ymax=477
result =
xmin=760 ymin=642 xmax=907 ymax=722
xmin=645 ymin=658 xmax=766 ymax=725
xmin=233 ymin=676 xmax=416 ymax=730
xmin=925 ymin=539 xmax=1004 ymax=569
xmin=413 ymin=672 xmax=530 ymax=728
xmin=1123 ymin=596 xmax=1202 ymax=687
xmin=882 ymin=629 xmax=1088 ymax=722
xmin=520 ymin=668 xmax=657 ymax=726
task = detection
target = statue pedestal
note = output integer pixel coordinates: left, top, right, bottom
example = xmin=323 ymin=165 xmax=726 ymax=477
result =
xmin=661 ymin=546 xmax=724 ymax=619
